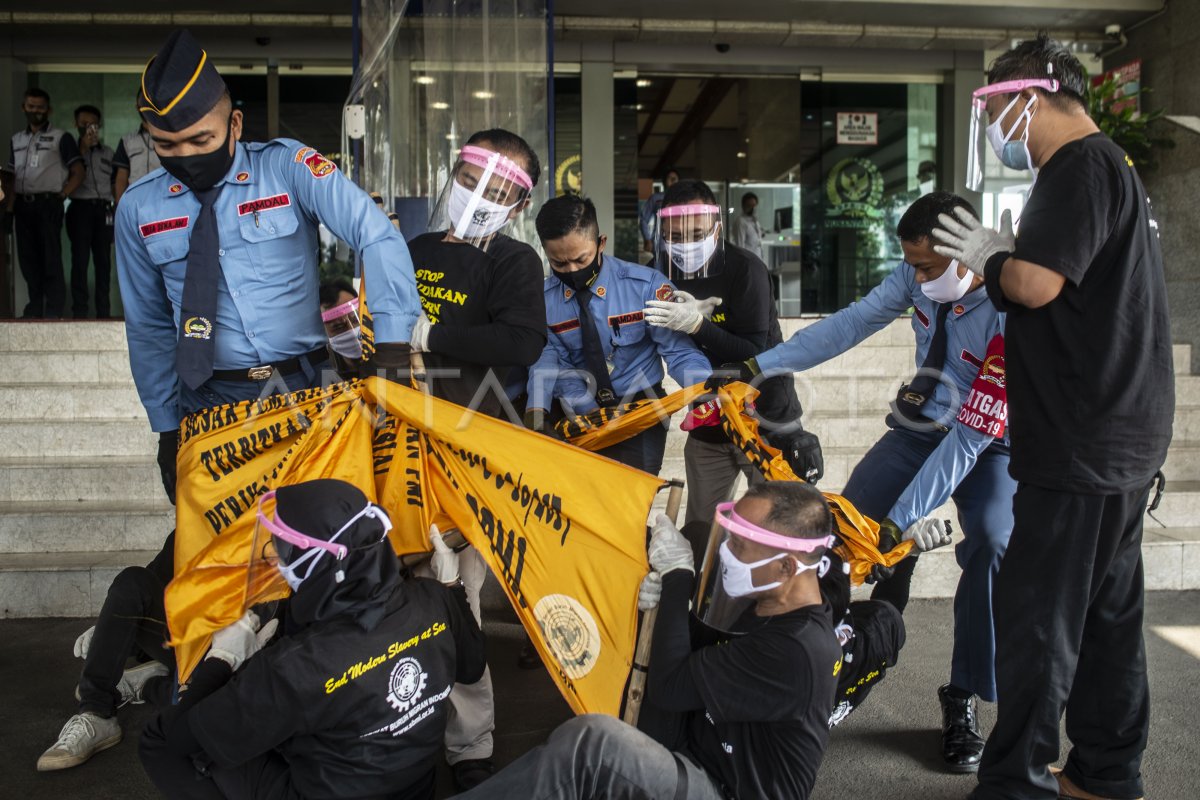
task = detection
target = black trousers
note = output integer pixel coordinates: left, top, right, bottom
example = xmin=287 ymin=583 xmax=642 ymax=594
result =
xmin=65 ymin=198 xmax=112 ymax=318
xmin=13 ymin=196 xmax=65 ymax=317
xmin=829 ymin=600 xmax=906 ymax=727
xmin=78 ymin=532 xmax=176 ymax=718
xmin=974 ymin=482 xmax=1152 ymax=800
xmin=595 ymin=422 xmax=668 ymax=475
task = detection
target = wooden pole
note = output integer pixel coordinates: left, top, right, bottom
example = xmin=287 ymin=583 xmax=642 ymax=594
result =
xmin=622 ymin=478 xmax=684 ymax=726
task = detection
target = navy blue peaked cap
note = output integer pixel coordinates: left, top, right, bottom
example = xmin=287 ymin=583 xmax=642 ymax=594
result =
xmin=138 ymin=29 xmax=227 ymax=132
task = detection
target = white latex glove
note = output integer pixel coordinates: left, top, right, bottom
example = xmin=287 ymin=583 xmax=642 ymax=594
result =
xmin=207 ymin=610 xmax=279 ymax=671
xmin=409 ymin=315 xmax=432 ymax=353
xmin=648 ymin=514 xmax=694 ymax=575
xmin=902 ymin=517 xmax=954 ymax=552
xmin=73 ymin=625 xmax=95 ymax=659
xmin=932 ymin=207 xmax=1015 ymax=277
xmin=638 ymin=570 xmax=663 ymax=611
xmin=644 ymin=290 xmax=705 ymax=334
xmin=696 ymin=295 xmax=723 ymax=320
xmin=429 ymin=523 xmax=461 ymax=585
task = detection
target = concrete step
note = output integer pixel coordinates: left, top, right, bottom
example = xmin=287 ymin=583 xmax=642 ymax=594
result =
xmin=0 ymin=350 xmax=133 ymax=384
xmin=0 ymin=501 xmax=173 ymax=554
xmin=0 ymin=321 xmax=127 ymax=353
xmin=0 ymin=550 xmax=156 ymax=618
xmin=0 ymin=419 xmax=157 ymax=459
xmin=0 ymin=458 xmax=164 ymax=503
xmin=0 ymin=383 xmax=143 ymax=421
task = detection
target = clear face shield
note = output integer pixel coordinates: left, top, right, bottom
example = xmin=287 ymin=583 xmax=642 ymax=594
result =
xmin=321 ymin=298 xmax=362 ymax=360
xmin=693 ymin=501 xmax=835 ymax=634
xmin=428 ymin=144 xmax=534 ymax=251
xmin=966 ymin=78 xmax=1060 ymax=192
xmin=245 ymin=490 xmax=393 ymax=609
xmin=655 ymin=203 xmax=723 ymax=280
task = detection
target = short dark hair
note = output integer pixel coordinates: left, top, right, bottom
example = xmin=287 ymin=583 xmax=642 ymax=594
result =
xmin=662 ymin=178 xmax=717 ymax=209
xmin=896 ymin=191 xmax=978 ymax=244
xmin=986 ymin=33 xmax=1089 ymax=111
xmin=24 ymin=88 xmax=50 ymax=104
xmin=74 ymin=104 xmax=102 ymax=122
xmin=661 ymin=166 xmax=680 ymax=182
xmin=741 ymin=482 xmax=833 ymax=561
xmin=536 ymin=194 xmax=599 ymax=243
xmin=741 ymin=192 xmax=758 ymax=207
xmin=319 ymin=278 xmax=357 ymax=307
xmin=466 ymin=128 xmax=541 ymax=189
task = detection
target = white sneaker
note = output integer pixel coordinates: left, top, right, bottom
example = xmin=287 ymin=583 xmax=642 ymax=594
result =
xmin=74 ymin=661 xmax=170 ymax=707
xmin=116 ymin=661 xmax=170 ymax=705
xmin=36 ymin=712 xmax=122 ymax=771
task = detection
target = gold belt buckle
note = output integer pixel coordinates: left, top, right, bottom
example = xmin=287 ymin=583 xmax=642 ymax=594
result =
xmin=247 ymin=366 xmax=274 ymax=380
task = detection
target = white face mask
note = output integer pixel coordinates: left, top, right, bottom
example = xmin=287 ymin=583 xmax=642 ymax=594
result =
xmin=447 ymin=179 xmax=518 ymax=240
xmin=667 ymin=230 xmax=719 ymax=275
xmin=920 ymin=259 xmax=973 ymax=303
xmin=328 ymin=327 xmax=362 ymax=359
xmin=985 ymin=93 xmax=1037 ymax=172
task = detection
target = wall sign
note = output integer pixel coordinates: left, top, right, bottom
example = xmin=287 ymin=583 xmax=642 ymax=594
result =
xmin=836 ymin=112 xmax=878 ymax=145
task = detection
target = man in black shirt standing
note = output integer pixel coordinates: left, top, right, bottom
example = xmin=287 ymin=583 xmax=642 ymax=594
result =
xmin=138 ymin=479 xmax=486 ymax=800
xmin=454 ymin=481 xmax=842 ymax=800
xmin=403 ymin=128 xmax=547 ymax=790
xmin=933 ymin=35 xmax=1173 ymax=800
xmin=644 ymin=180 xmax=821 ymax=529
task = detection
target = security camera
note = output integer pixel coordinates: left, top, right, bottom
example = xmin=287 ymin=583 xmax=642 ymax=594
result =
xmin=715 ymin=43 xmax=731 ymax=53
xmin=1105 ymin=24 xmax=1122 ymax=38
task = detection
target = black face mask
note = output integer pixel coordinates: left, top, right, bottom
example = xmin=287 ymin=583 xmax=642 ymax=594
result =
xmin=159 ymin=115 xmax=235 ymax=192
xmin=554 ymin=246 xmax=603 ymax=292
xmin=25 ymin=111 xmax=47 ymax=128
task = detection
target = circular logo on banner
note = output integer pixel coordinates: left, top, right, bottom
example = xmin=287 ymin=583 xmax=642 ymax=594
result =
xmin=386 ymin=657 xmax=428 ymax=713
xmin=533 ymin=594 xmax=601 ymax=680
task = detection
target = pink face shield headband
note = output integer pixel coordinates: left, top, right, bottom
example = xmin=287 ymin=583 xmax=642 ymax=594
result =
xmin=257 ymin=490 xmax=350 ymax=559
xmin=458 ymin=144 xmax=533 ymax=193
xmin=970 ymin=78 xmax=1060 ymax=111
xmin=714 ymin=501 xmax=835 ymax=553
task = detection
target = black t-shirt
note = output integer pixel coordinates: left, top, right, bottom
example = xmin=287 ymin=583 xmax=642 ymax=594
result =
xmin=675 ymin=244 xmax=804 ymax=443
xmin=189 ymin=579 xmax=485 ymax=800
xmin=685 ymin=602 xmax=841 ymax=799
xmin=406 ymin=232 xmax=547 ymax=417
xmin=996 ymin=133 xmax=1174 ymax=493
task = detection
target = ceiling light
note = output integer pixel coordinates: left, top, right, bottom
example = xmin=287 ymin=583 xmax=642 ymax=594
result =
xmin=431 ymin=101 xmax=449 ymax=110
xmin=473 ymin=90 xmax=495 ymax=99
xmin=636 ymin=79 xmax=652 ymax=87
xmin=736 ymin=151 xmax=747 ymax=158
xmin=414 ymin=75 xmax=435 ymax=85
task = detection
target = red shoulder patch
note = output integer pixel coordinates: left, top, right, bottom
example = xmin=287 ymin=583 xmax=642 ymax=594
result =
xmin=303 ymin=150 xmax=336 ymax=178
xmin=957 ymin=334 xmax=1007 ymax=439
xmin=140 ymin=216 xmax=189 ymax=238
xmin=655 ymin=283 xmax=673 ymax=301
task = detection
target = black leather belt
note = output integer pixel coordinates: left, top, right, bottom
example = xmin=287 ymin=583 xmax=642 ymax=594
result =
xmin=18 ymin=192 xmax=60 ymax=202
xmin=210 ymin=346 xmax=328 ymax=382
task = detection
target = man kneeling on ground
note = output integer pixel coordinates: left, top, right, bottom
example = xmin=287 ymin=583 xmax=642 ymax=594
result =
xmin=454 ymin=481 xmax=842 ymax=800
xmin=139 ymin=479 xmax=485 ymax=799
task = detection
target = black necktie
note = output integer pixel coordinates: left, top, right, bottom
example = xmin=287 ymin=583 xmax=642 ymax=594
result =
xmin=176 ymin=187 xmax=223 ymax=390
xmin=575 ymin=289 xmax=618 ymax=407
xmin=894 ymin=302 xmax=952 ymax=422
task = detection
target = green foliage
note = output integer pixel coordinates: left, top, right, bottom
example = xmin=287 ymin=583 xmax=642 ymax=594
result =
xmin=1086 ymin=74 xmax=1174 ymax=169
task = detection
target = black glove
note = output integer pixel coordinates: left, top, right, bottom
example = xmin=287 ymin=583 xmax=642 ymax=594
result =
xmin=704 ymin=358 xmax=760 ymax=392
xmin=369 ymin=341 xmax=414 ymax=385
xmin=877 ymin=517 xmax=903 ymax=554
xmin=523 ymin=407 xmax=549 ymax=435
xmin=157 ymin=430 xmax=179 ymax=505
xmin=865 ymin=563 xmax=896 ymax=584
xmin=778 ymin=429 xmax=824 ymax=483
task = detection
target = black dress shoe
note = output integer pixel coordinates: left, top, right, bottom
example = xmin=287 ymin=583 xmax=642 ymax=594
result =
xmin=938 ymin=683 xmax=985 ymax=773
xmin=452 ymin=758 xmax=496 ymax=791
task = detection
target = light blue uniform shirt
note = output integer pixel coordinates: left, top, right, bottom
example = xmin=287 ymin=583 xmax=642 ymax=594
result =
xmin=755 ymin=262 xmax=1006 ymax=529
xmin=528 ymin=255 xmax=712 ymax=414
xmin=115 ymin=139 xmax=420 ymax=431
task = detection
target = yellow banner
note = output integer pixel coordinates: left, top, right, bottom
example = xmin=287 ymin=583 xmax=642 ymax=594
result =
xmin=168 ymin=377 xmax=664 ymax=718
xmin=556 ymin=383 xmax=709 ymax=450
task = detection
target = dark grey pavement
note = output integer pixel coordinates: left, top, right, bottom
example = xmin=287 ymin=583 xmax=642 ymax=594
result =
xmin=3 ymin=592 xmax=1198 ymax=799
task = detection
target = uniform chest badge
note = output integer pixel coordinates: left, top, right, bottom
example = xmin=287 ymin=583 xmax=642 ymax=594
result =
xmin=595 ymin=286 xmax=606 ymax=298
xmin=564 ymin=288 xmax=573 ymax=301
xmin=655 ymin=283 xmax=673 ymax=301
xmin=168 ymin=183 xmax=183 ymax=194
xmin=954 ymin=304 xmax=965 ymax=315
xmin=235 ymin=171 xmax=249 ymax=182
